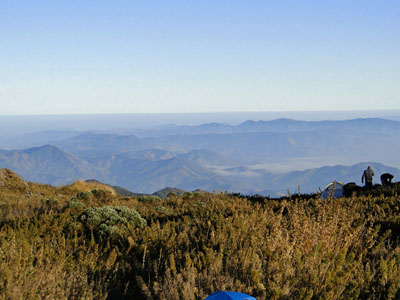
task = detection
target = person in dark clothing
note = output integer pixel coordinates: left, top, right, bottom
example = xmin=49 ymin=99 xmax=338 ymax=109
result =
xmin=362 ymin=166 xmax=374 ymax=188
xmin=380 ymin=173 xmax=394 ymax=186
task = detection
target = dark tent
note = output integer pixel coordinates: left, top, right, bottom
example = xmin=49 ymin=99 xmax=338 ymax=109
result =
xmin=204 ymin=291 xmax=257 ymax=300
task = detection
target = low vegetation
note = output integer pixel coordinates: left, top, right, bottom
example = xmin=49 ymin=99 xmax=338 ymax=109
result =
xmin=2 ymin=168 xmax=400 ymax=299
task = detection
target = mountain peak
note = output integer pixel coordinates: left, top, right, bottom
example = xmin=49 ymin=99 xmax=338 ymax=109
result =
xmin=22 ymin=144 xmax=64 ymax=154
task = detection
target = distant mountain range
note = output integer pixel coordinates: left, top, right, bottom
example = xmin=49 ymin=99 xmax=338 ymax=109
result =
xmin=1 ymin=144 xmax=399 ymax=196
xmin=103 ymin=117 xmax=400 ymax=137
xmin=0 ymin=145 xmax=236 ymax=193
xmin=1 ymin=118 xmax=400 ymax=195
xmin=2 ymin=117 xmax=400 ymax=170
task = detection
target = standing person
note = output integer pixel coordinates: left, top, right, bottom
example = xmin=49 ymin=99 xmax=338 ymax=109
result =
xmin=362 ymin=166 xmax=374 ymax=188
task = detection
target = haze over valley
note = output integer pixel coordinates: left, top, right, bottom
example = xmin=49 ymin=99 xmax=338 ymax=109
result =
xmin=2 ymin=115 xmax=400 ymax=196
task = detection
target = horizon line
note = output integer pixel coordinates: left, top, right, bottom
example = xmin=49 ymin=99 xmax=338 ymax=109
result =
xmin=1 ymin=108 xmax=400 ymax=117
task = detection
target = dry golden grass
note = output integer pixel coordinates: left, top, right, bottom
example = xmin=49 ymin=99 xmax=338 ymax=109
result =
xmin=2 ymin=169 xmax=400 ymax=299
xmin=59 ymin=179 xmax=116 ymax=195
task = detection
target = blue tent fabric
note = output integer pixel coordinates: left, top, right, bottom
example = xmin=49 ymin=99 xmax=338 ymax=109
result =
xmin=204 ymin=291 xmax=257 ymax=300
xmin=321 ymin=181 xmax=344 ymax=199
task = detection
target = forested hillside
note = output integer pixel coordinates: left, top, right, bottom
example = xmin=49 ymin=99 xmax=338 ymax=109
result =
xmin=2 ymin=168 xmax=400 ymax=299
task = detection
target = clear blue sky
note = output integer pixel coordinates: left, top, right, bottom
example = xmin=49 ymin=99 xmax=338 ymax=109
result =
xmin=0 ymin=0 xmax=399 ymax=114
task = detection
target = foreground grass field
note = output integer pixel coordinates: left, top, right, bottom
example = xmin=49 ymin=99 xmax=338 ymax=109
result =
xmin=2 ymin=168 xmax=400 ymax=299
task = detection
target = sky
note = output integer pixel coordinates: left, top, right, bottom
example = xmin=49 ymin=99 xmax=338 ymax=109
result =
xmin=0 ymin=1 xmax=399 ymax=115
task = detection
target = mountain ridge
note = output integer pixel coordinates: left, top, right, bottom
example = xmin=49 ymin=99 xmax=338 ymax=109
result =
xmin=1 ymin=144 xmax=399 ymax=196
xmin=1 ymin=117 xmax=400 ymax=194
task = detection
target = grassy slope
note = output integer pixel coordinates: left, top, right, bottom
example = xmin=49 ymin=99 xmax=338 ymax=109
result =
xmin=2 ymin=169 xmax=400 ymax=299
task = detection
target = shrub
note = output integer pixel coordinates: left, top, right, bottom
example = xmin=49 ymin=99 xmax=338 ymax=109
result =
xmin=183 ymin=192 xmax=194 ymax=199
xmin=91 ymin=189 xmax=114 ymax=204
xmin=76 ymin=191 xmax=92 ymax=200
xmin=138 ymin=195 xmax=161 ymax=203
xmin=78 ymin=206 xmax=146 ymax=236
xmin=155 ymin=206 xmax=170 ymax=214
xmin=66 ymin=197 xmax=86 ymax=210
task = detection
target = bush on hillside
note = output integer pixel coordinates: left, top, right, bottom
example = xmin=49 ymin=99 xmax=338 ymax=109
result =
xmin=183 ymin=192 xmax=194 ymax=199
xmin=66 ymin=197 xmax=86 ymax=211
xmin=76 ymin=191 xmax=92 ymax=200
xmin=90 ymin=189 xmax=114 ymax=204
xmin=78 ymin=206 xmax=146 ymax=236
xmin=138 ymin=195 xmax=161 ymax=203
xmin=155 ymin=205 xmax=170 ymax=214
